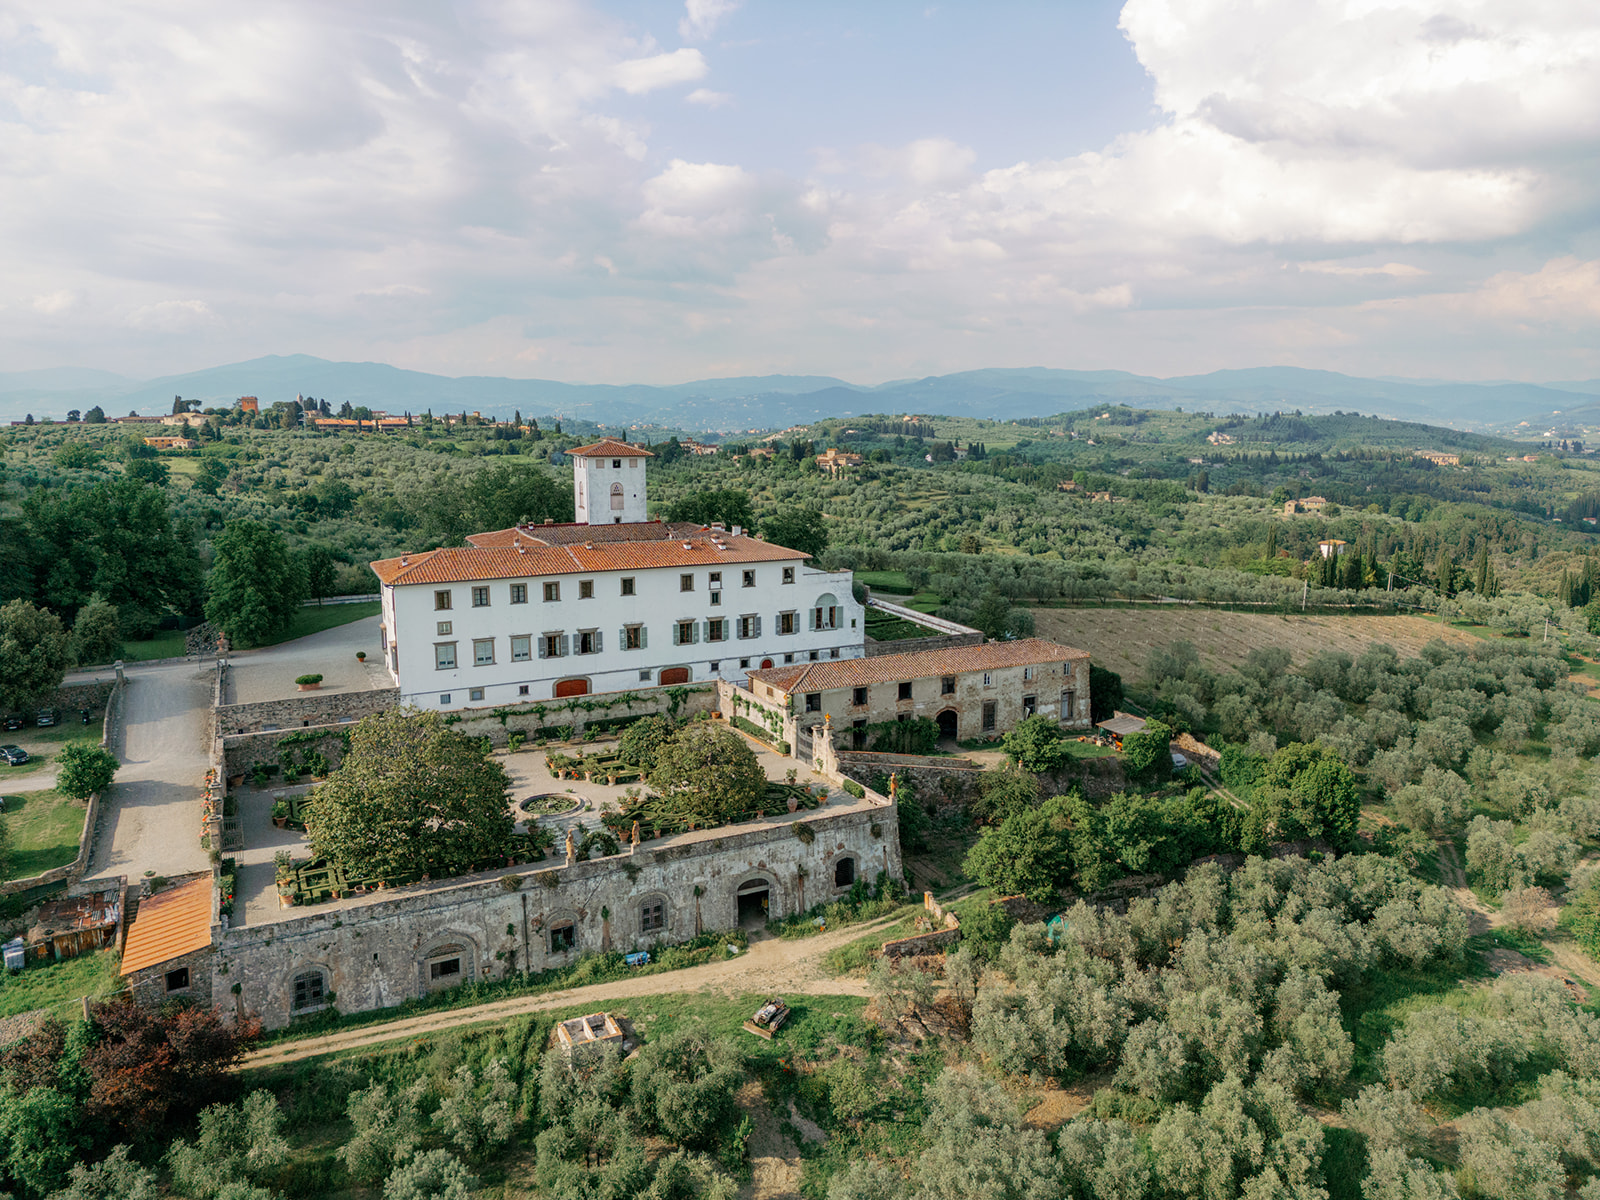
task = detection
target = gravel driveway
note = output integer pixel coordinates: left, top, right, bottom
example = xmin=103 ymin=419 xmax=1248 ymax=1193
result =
xmin=83 ymin=662 xmax=213 ymax=884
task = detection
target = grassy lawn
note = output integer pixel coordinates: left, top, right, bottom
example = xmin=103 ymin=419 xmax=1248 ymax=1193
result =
xmin=0 ymin=951 xmax=120 ymax=1021
xmin=2 ymin=789 xmax=86 ymax=880
xmin=857 ymin=570 xmax=914 ymax=594
xmin=120 ymin=602 xmax=381 ymax=662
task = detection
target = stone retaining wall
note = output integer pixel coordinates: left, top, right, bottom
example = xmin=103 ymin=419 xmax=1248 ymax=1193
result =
xmin=222 ymin=726 xmax=352 ymax=779
xmin=864 ymin=630 xmax=985 ymax=658
xmin=215 ymin=687 xmax=398 ymax=735
xmin=217 ymin=799 xmax=897 ymax=1029
xmin=451 ymin=684 xmax=718 ymax=747
xmin=836 ymin=750 xmax=985 ymax=806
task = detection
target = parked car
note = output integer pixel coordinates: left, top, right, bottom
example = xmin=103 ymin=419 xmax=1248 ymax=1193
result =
xmin=0 ymin=746 xmax=28 ymax=767
xmin=1170 ymin=751 xmax=1190 ymax=772
xmin=1 ymin=715 xmax=21 ymax=732
xmin=35 ymin=708 xmax=58 ymax=727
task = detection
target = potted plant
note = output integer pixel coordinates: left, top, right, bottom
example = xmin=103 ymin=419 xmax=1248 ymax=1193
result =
xmin=356 ymin=651 xmax=366 ymax=662
xmin=272 ymin=799 xmax=290 ymax=828
xmin=295 ymin=674 xmax=324 ymax=691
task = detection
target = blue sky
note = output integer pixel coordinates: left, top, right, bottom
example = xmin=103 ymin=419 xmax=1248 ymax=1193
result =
xmin=2 ymin=0 xmax=1598 ymax=385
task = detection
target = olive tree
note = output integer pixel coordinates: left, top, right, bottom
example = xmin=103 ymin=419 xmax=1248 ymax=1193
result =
xmin=432 ymin=1060 xmax=516 ymax=1160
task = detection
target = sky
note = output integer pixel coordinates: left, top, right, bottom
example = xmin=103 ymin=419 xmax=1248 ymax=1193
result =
xmin=3 ymin=0 xmax=1599 ymax=385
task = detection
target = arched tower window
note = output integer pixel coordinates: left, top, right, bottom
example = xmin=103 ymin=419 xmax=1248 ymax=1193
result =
xmin=610 ymin=482 xmax=625 ymax=510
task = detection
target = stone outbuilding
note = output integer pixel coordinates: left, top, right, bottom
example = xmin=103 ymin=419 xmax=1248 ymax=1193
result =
xmin=120 ymin=875 xmax=215 ymax=1007
xmin=746 ymin=637 xmax=1091 ymax=746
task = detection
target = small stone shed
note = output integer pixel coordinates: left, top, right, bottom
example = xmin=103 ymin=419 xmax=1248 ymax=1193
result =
xmin=120 ymin=876 xmax=215 ymax=1007
xmin=556 ymin=1012 xmax=625 ymax=1062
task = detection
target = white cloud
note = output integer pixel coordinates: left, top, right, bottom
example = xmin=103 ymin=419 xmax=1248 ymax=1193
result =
xmin=126 ymin=299 xmax=219 ymax=332
xmin=611 ymin=48 xmax=708 ymax=95
xmin=31 ymin=290 xmax=79 ymax=315
xmin=679 ymin=0 xmax=741 ymax=42
xmin=1298 ymin=262 xmax=1430 ymax=278
xmin=686 ymin=87 xmax=732 ymax=107
xmin=1 ymin=0 xmax=1598 ymax=385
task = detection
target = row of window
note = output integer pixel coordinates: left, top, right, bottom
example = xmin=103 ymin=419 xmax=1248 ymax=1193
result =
xmin=434 ymin=613 xmax=845 ymax=669
xmin=433 ymin=566 xmax=802 ymax=611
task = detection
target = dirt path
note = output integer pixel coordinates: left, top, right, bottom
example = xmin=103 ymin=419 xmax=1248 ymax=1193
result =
xmin=1435 ymin=839 xmax=1496 ymax=936
xmin=241 ymin=917 xmax=899 ymax=1070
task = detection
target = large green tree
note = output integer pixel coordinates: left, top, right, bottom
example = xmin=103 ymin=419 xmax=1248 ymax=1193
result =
xmin=666 ymin=489 xmax=754 ymax=530
xmin=761 ymin=507 xmax=828 ymax=559
xmin=414 ymin=463 xmax=571 ymax=543
xmin=70 ymin=598 xmax=123 ymax=667
xmin=20 ymin=478 xmax=202 ymax=632
xmin=308 ymin=709 xmax=514 ymax=881
xmin=0 ymin=600 xmax=70 ymax=713
xmin=204 ymin=521 xmax=305 ymax=647
xmin=647 ymin=724 xmax=765 ymax=826
xmin=54 ymin=743 xmax=120 ymax=801
xmin=963 ymin=799 xmax=1072 ymax=902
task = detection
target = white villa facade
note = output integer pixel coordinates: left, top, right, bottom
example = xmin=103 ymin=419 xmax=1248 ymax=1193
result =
xmin=373 ymin=439 xmax=866 ymax=711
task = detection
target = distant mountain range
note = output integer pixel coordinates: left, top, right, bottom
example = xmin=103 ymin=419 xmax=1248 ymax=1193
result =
xmin=4 ymin=354 xmax=1598 ymax=435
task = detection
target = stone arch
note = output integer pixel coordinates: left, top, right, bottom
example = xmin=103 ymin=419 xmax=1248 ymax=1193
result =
xmin=417 ymin=932 xmax=480 ymax=993
xmin=935 ymin=708 xmax=958 ymax=739
xmin=733 ymin=869 xmax=788 ymax=925
xmin=554 ymin=677 xmax=590 ymax=698
xmin=658 ymin=666 xmax=691 ymax=686
xmin=811 ymin=591 xmax=840 ymax=630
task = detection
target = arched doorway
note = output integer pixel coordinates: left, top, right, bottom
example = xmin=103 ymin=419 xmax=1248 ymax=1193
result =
xmin=834 ymin=857 xmax=856 ymax=887
xmin=936 ymin=709 xmax=958 ymax=740
xmin=736 ymin=877 xmax=771 ymax=927
xmin=554 ymin=678 xmax=589 ymax=698
xmin=658 ymin=666 xmax=690 ymax=685
xmin=760 ymin=658 xmax=774 ymax=670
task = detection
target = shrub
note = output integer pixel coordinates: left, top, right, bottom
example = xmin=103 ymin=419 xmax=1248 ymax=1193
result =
xmin=294 ymin=674 xmax=323 ymax=686
xmin=843 ymin=779 xmax=866 ymax=799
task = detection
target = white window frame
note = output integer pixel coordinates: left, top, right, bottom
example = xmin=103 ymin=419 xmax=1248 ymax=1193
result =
xmin=510 ymin=635 xmax=532 ymax=662
xmin=473 ymin=638 xmax=495 ymax=666
xmin=435 ymin=642 xmax=457 ymax=670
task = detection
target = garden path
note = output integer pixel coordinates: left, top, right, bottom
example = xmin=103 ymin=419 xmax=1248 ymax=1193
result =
xmin=238 ymin=915 xmax=899 ymax=1069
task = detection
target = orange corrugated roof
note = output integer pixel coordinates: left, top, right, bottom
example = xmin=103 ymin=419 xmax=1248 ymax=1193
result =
xmin=748 ymin=638 xmax=1087 ymax=694
xmin=567 ymin=438 xmax=653 ymax=458
xmin=371 ymin=531 xmax=805 ymax=586
xmin=120 ymin=877 xmax=212 ymax=976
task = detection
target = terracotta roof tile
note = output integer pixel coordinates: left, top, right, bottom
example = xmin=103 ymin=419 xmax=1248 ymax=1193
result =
xmin=120 ymin=877 xmax=212 ymax=976
xmin=465 ymin=520 xmax=710 ymax=548
xmin=748 ymin=638 xmax=1086 ymax=693
xmin=372 ymin=531 xmax=805 ymax=587
xmin=567 ymin=438 xmax=653 ymax=458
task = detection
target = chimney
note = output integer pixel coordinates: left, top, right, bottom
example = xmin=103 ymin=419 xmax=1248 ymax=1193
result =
xmin=544 ymin=518 xmax=554 ymax=525
xmin=731 ymin=525 xmax=742 ymax=536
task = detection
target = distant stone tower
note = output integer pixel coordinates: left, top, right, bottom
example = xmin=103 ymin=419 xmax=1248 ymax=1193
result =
xmin=570 ymin=439 xmax=652 ymax=525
